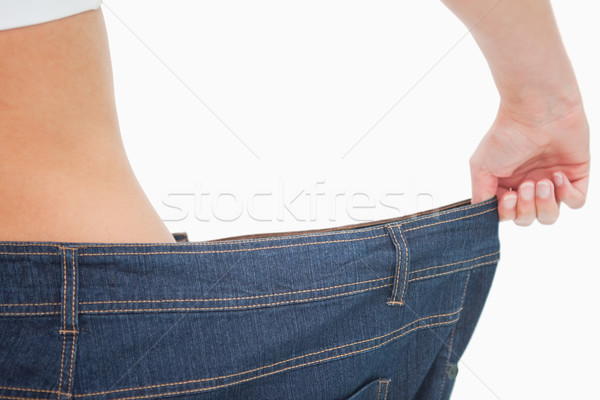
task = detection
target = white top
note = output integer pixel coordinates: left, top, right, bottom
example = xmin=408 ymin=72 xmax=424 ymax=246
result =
xmin=0 ymin=0 xmax=102 ymax=31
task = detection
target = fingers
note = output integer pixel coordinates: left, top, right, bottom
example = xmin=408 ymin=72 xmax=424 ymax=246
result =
xmin=499 ymin=179 xmax=560 ymax=226
xmin=477 ymin=168 xmax=586 ymax=225
xmin=535 ymin=179 xmax=559 ymax=225
xmin=514 ymin=181 xmax=536 ymax=226
xmin=552 ymin=171 xmax=587 ymax=209
xmin=498 ymin=191 xmax=517 ymax=222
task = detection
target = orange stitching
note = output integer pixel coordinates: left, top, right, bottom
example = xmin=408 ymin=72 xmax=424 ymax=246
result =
xmin=79 ymin=284 xmax=393 ymax=313
xmin=78 ymin=234 xmax=389 ymax=256
xmin=0 ymin=311 xmax=60 ymax=316
xmin=404 ymin=208 xmax=496 ymax=232
xmin=0 ymin=252 xmax=59 ymax=256
xmin=386 ymin=226 xmax=402 ymax=302
xmin=58 ymin=330 xmax=78 ymax=334
xmin=401 ymin=197 xmax=495 ymax=226
xmin=382 ymin=380 xmax=390 ymax=400
xmin=71 ymin=250 xmax=76 ymax=328
xmin=396 ymin=225 xmax=409 ymax=305
xmin=71 ymin=308 xmax=462 ymax=398
xmin=0 ymin=387 xmax=59 ymax=394
xmin=408 ymin=260 xmax=499 ymax=282
xmin=67 ymin=249 xmax=77 ymax=395
xmin=410 ymin=251 xmax=500 ymax=274
xmin=73 ymin=318 xmax=460 ymax=400
xmin=80 ymin=276 xmax=394 ymax=305
xmin=62 ymin=248 xmax=67 ymax=332
xmin=0 ymin=243 xmax=60 ymax=247
xmin=57 ymin=334 xmax=66 ymax=400
xmin=0 ymin=396 xmax=55 ymax=400
xmin=0 ymin=302 xmax=60 ymax=307
xmin=377 ymin=380 xmax=382 ymax=399
xmin=67 ymin=335 xmax=76 ymax=395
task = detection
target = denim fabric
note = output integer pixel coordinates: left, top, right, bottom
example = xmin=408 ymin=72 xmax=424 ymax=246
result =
xmin=0 ymin=197 xmax=500 ymax=400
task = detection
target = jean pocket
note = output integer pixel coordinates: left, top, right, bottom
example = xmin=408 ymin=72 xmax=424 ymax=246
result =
xmin=345 ymin=378 xmax=391 ymax=400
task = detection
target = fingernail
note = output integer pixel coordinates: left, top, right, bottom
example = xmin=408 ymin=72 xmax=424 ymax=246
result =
xmin=521 ymin=182 xmax=535 ymax=200
xmin=537 ymin=181 xmax=551 ymax=199
xmin=553 ymin=172 xmax=564 ymax=186
xmin=504 ymin=194 xmax=517 ymax=208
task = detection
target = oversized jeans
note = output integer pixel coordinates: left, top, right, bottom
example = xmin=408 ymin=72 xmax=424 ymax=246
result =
xmin=0 ymin=197 xmax=500 ymax=399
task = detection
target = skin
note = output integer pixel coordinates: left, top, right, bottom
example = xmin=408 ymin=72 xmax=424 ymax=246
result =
xmin=0 ymin=3 xmax=590 ymax=242
xmin=0 ymin=9 xmax=175 ymax=242
xmin=442 ymin=0 xmax=590 ymax=225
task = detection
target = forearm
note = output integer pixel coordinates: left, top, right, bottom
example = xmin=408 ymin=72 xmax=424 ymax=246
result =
xmin=442 ymin=0 xmax=582 ymax=115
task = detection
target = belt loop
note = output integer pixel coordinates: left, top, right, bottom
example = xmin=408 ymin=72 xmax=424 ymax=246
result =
xmin=58 ymin=246 xmax=79 ymax=399
xmin=59 ymin=247 xmax=79 ymax=335
xmin=384 ymin=224 xmax=410 ymax=306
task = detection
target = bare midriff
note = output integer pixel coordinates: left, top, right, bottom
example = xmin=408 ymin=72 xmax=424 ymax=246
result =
xmin=0 ymin=8 xmax=176 ymax=243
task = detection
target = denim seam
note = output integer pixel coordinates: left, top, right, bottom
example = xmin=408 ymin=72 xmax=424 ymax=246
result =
xmin=79 ymin=276 xmax=393 ymax=305
xmin=67 ymin=249 xmax=78 ymax=396
xmin=0 ymin=254 xmax=498 ymax=311
xmin=0 ymin=260 xmax=498 ymax=316
xmin=436 ymin=271 xmax=472 ymax=400
xmin=396 ymin=225 xmax=409 ymax=305
xmin=0 ymin=311 xmax=61 ymax=316
xmin=385 ymin=224 xmax=409 ymax=306
xmin=84 ymin=319 xmax=461 ymax=400
xmin=0 ymin=252 xmax=58 ymax=255
xmin=408 ymin=260 xmax=498 ymax=283
xmin=0 ymin=254 xmax=499 ymax=310
xmin=67 ymin=310 xmax=463 ymax=399
xmin=401 ymin=197 xmax=495 ymax=226
xmin=0 ymin=277 xmax=394 ymax=312
xmin=55 ymin=247 xmax=79 ymax=400
xmin=0 ymin=302 xmax=60 ymax=307
xmin=0 ymin=310 xmax=461 ymax=398
xmin=0 ymin=386 xmax=58 ymax=394
xmin=403 ymin=208 xmax=495 ymax=232
xmin=383 ymin=380 xmax=389 ymax=400
xmin=436 ymin=324 xmax=457 ymax=400
xmin=385 ymin=226 xmax=403 ymax=305
xmin=0 ymin=311 xmax=460 ymax=399
xmin=77 ymin=283 xmax=393 ymax=313
xmin=410 ymin=251 xmax=499 ymax=275
xmin=378 ymin=379 xmax=390 ymax=400
xmin=57 ymin=247 xmax=67 ymax=400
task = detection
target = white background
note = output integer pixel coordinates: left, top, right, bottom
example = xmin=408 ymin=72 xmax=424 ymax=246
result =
xmin=101 ymin=1 xmax=598 ymax=398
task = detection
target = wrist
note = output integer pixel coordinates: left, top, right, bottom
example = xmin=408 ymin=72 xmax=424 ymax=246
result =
xmin=496 ymin=77 xmax=584 ymax=127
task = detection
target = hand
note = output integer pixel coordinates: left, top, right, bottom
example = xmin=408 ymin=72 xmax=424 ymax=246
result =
xmin=470 ymin=99 xmax=590 ymax=225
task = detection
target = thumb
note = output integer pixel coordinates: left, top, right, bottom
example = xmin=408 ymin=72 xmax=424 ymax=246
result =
xmin=470 ymin=166 xmax=498 ymax=204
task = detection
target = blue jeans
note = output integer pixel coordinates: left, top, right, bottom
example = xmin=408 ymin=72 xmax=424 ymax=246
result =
xmin=0 ymin=197 xmax=500 ymax=400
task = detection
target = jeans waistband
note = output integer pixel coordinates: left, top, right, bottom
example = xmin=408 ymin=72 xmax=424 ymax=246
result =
xmin=0 ymin=197 xmax=499 ymax=318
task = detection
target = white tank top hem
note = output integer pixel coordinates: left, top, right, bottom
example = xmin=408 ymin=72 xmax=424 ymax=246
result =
xmin=0 ymin=0 xmax=102 ymax=31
